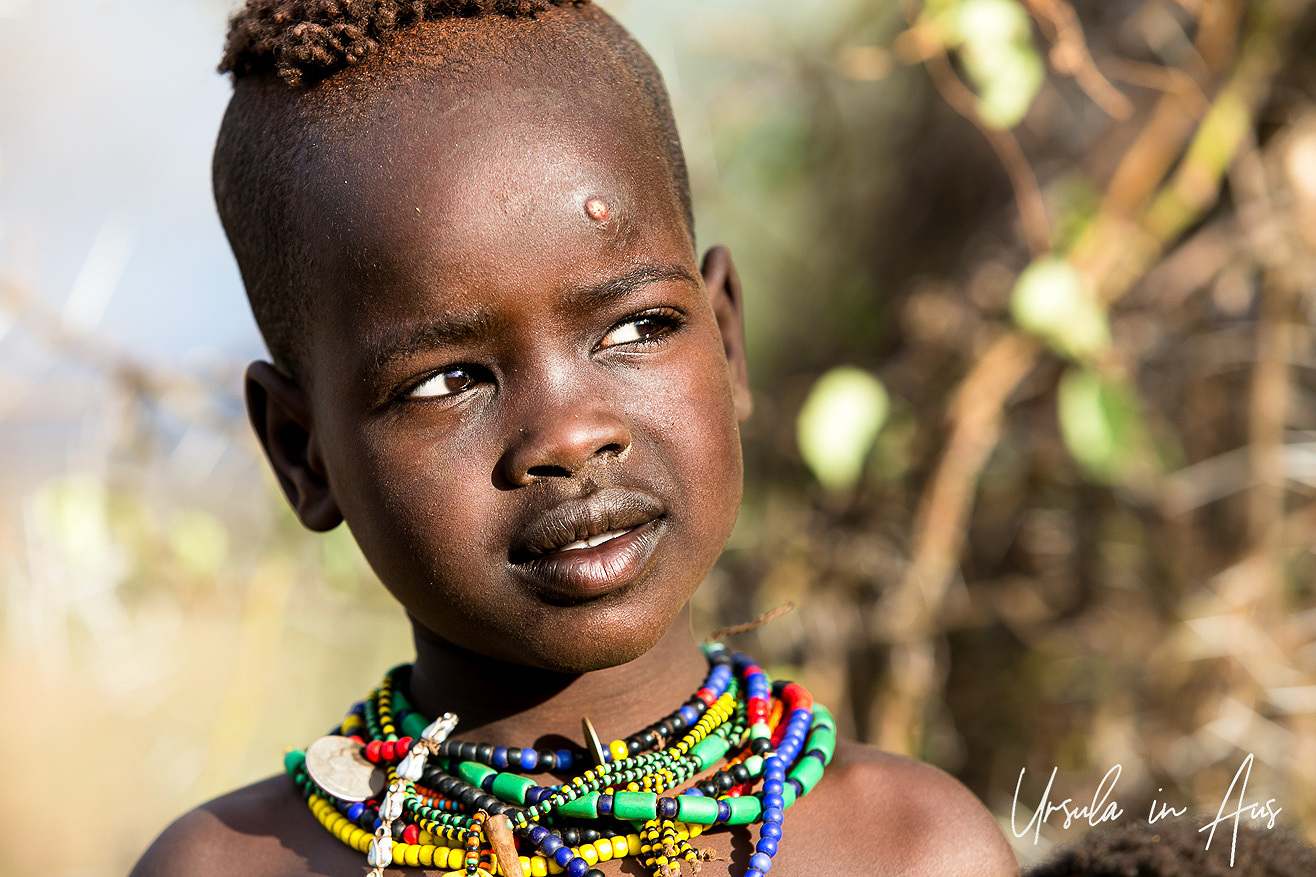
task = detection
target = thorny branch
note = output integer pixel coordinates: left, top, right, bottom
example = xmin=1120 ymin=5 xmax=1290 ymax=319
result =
xmin=879 ymin=0 xmax=1314 ymax=755
xmin=1022 ymin=0 xmax=1135 ymax=119
xmin=920 ymin=48 xmax=1055 ymax=257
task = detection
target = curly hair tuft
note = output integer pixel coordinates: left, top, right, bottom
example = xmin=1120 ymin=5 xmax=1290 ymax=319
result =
xmin=221 ymin=0 xmax=592 ymax=85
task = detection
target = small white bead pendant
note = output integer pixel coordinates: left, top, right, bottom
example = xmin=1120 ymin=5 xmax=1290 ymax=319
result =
xmin=382 ymin=786 xmax=406 ymax=822
xmin=422 ymin=712 xmax=459 ymax=743
xmin=366 ymin=834 xmax=393 ymax=868
xmin=397 ymin=746 xmax=426 ymax=781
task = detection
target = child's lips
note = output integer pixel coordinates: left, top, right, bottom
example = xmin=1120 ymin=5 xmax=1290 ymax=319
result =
xmin=511 ymin=488 xmax=665 ymax=560
xmin=509 ymin=489 xmax=667 ymax=599
xmin=513 ymin=518 xmax=664 ymax=600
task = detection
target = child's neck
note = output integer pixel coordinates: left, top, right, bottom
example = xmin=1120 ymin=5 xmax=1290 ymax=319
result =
xmin=406 ymin=608 xmax=709 ymax=751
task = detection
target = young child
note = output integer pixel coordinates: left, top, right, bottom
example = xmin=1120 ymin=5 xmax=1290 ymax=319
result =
xmin=132 ymin=2 xmax=1017 ymax=875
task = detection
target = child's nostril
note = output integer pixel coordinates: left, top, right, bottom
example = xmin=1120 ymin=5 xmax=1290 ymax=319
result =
xmin=526 ymin=464 xmax=573 ymax=479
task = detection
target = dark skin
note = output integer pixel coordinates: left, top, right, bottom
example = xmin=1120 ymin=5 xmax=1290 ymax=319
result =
xmin=134 ymin=23 xmax=1018 ymax=877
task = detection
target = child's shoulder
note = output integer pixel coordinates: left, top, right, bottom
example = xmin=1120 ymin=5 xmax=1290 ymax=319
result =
xmin=786 ymin=738 xmax=1018 ymax=875
xmin=129 ymin=775 xmax=359 ymax=877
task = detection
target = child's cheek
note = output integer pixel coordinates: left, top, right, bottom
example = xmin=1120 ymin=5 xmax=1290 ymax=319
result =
xmin=660 ymin=335 xmax=744 ymax=526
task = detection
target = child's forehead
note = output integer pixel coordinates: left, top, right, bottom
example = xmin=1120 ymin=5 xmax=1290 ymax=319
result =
xmin=297 ymin=79 xmax=686 ymax=281
xmin=328 ymin=82 xmax=667 ymax=200
xmin=285 ymin=72 xmax=696 ymax=371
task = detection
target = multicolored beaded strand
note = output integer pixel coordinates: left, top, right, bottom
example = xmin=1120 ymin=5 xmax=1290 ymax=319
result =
xmin=287 ymin=644 xmax=836 ymax=876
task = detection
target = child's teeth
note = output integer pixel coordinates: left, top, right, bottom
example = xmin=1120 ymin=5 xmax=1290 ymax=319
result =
xmin=559 ymin=530 xmax=628 ymax=552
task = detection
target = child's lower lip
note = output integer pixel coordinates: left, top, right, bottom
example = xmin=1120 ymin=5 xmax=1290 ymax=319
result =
xmin=513 ymin=518 xmax=664 ymax=600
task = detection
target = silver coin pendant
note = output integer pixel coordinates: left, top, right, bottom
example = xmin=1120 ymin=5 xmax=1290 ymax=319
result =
xmin=304 ymin=735 xmax=387 ymax=802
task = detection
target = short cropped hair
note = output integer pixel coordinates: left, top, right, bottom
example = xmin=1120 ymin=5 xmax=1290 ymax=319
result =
xmin=220 ymin=0 xmax=589 ymax=86
xmin=215 ymin=0 xmax=693 ymax=380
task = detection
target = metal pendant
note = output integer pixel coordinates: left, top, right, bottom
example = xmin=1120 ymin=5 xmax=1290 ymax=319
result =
xmin=304 ymin=735 xmax=387 ymax=802
xmin=581 ymin=715 xmax=608 ymax=766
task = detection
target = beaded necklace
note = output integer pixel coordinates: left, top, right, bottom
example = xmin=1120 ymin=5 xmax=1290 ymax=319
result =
xmin=285 ymin=643 xmax=836 ymax=876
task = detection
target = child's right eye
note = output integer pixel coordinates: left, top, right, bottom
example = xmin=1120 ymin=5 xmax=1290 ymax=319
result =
xmin=406 ymin=367 xmax=479 ymax=399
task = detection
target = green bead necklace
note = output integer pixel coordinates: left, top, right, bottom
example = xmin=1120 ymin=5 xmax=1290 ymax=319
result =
xmin=286 ymin=643 xmax=836 ymax=876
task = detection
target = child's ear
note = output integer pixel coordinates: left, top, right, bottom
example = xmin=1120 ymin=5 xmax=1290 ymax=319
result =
xmin=700 ymin=245 xmax=752 ymax=422
xmin=245 ymin=361 xmax=344 ymax=532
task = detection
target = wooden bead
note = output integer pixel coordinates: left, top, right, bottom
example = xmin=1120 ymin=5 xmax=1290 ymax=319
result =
xmin=486 ymin=814 xmax=526 ymax=877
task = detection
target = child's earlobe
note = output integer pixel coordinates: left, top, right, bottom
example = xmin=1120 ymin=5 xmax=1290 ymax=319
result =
xmin=245 ymin=361 xmax=344 ymax=532
xmin=700 ymin=245 xmax=753 ymax=423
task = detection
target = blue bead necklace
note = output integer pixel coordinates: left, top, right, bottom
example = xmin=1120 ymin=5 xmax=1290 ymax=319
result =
xmin=286 ymin=643 xmax=836 ymax=876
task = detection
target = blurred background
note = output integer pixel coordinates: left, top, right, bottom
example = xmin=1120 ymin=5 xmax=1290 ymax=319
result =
xmin=2 ymin=0 xmax=1314 ymax=872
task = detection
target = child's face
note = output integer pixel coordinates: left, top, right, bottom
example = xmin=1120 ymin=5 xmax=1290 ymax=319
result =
xmin=253 ymin=79 xmax=750 ymax=672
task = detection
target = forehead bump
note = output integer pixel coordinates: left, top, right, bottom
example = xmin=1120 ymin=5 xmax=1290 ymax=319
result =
xmin=584 ymin=197 xmax=612 ymax=222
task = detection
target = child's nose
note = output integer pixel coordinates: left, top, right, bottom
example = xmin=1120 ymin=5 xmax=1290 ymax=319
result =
xmin=499 ymin=394 xmax=632 ymax=486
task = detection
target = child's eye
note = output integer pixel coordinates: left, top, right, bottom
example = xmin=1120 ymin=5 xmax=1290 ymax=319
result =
xmin=599 ymin=310 xmax=681 ymax=349
xmin=406 ymin=367 xmax=480 ymax=399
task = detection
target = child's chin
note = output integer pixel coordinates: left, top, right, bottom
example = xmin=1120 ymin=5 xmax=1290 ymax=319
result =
xmin=411 ymin=593 xmax=687 ymax=673
xmin=521 ymin=627 xmax=664 ymax=674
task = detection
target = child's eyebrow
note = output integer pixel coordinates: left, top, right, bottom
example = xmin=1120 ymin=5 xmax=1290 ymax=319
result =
xmin=560 ymin=262 xmax=700 ymax=311
xmin=362 ymin=310 xmax=504 ymax=382
xmin=360 ymin=263 xmax=699 ymax=382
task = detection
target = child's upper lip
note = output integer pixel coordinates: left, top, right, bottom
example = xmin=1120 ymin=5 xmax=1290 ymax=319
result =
xmin=510 ymin=488 xmax=665 ymax=561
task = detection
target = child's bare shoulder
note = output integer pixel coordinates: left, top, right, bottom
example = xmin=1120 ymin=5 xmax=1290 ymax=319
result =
xmin=788 ymin=739 xmax=1018 ymax=875
xmin=129 ymin=775 xmax=358 ymax=877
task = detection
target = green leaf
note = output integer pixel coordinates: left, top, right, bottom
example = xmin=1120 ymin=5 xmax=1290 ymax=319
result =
xmin=796 ymin=366 xmax=890 ymax=492
xmin=1011 ymin=256 xmax=1110 ymax=360
xmin=1057 ymin=367 xmax=1150 ymax=484
xmin=952 ymin=0 xmax=1044 ymax=129
xmin=969 ymin=43 xmax=1046 ymax=129
xmin=953 ymin=0 xmax=1033 ymax=47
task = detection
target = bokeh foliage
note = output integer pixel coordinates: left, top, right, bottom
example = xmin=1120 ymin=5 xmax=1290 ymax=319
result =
xmin=703 ymin=0 xmax=1316 ymax=866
